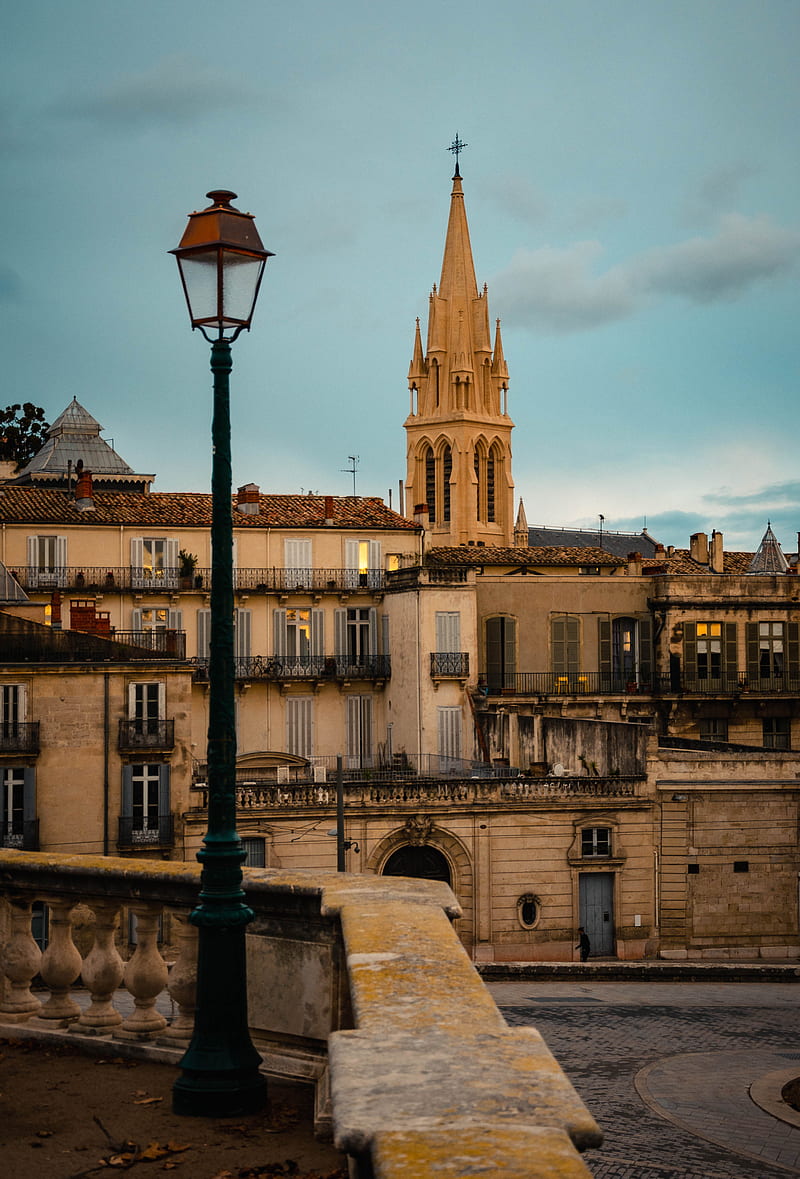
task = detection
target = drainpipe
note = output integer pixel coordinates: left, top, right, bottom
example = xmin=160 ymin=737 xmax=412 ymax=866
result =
xmin=103 ymin=673 xmax=110 ymax=855
xmin=416 ymin=584 xmax=423 ymax=761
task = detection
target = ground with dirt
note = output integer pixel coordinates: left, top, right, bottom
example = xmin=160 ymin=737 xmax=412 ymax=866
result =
xmin=0 ymin=1038 xmax=347 ymax=1179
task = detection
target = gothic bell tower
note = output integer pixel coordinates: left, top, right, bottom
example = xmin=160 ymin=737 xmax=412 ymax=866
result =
xmin=404 ymin=152 xmax=514 ymax=548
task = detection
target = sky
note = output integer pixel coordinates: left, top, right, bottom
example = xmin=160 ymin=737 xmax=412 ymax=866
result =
xmin=2 ymin=0 xmax=798 ymax=553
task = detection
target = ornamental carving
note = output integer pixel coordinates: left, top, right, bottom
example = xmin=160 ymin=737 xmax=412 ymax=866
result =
xmin=404 ymin=814 xmax=433 ymax=846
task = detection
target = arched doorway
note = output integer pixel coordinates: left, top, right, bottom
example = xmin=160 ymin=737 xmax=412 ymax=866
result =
xmin=382 ymin=844 xmax=451 ymax=885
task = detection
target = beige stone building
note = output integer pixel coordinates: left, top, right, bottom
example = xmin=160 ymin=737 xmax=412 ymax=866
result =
xmin=1 ymin=167 xmax=797 ymax=963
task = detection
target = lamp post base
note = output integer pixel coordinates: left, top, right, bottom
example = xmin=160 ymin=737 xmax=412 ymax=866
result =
xmin=173 ymin=1066 xmax=267 ymax=1118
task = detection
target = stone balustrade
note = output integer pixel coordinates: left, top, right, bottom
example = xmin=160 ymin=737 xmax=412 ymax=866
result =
xmin=0 ymin=849 xmax=600 ymax=1177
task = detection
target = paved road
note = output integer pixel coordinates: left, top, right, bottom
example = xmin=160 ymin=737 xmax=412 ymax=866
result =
xmin=487 ymin=980 xmax=799 ymax=1178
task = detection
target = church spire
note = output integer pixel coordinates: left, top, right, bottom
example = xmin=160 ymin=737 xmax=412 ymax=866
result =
xmin=404 ymin=152 xmax=515 ymax=548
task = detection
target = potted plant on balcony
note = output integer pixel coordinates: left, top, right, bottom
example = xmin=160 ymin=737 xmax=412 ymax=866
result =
xmin=179 ymin=549 xmax=198 ymax=590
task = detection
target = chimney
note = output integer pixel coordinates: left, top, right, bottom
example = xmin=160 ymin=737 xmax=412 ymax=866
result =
xmin=324 ymin=495 xmax=334 ymax=526
xmin=413 ymin=503 xmax=429 ymax=529
xmin=51 ymin=591 xmax=62 ymax=631
xmin=710 ymin=529 xmax=724 ymax=573
xmin=690 ymin=532 xmax=708 ymax=564
xmin=74 ymin=467 xmax=95 ymax=512
xmin=236 ymin=483 xmax=260 ymax=515
xmin=627 ymin=551 xmax=643 ymax=576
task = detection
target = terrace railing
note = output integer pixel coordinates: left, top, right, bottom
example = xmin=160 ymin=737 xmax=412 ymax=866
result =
xmin=0 ymin=721 xmax=40 ymax=754
xmin=10 ymin=567 xmax=387 ymax=595
xmin=0 ymin=629 xmax=186 ymax=663
xmin=193 ymin=654 xmax=391 ymax=682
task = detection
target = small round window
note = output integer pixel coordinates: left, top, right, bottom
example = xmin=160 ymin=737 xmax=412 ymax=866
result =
xmin=517 ymin=893 xmax=540 ymax=930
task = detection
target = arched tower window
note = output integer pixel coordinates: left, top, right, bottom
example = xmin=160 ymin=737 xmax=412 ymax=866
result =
xmin=442 ymin=444 xmax=452 ymax=523
xmin=425 ymin=446 xmax=436 ymax=523
xmin=487 ymin=445 xmax=498 ymax=523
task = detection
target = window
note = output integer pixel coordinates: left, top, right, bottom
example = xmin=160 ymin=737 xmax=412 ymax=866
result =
xmin=485 ymin=616 xmax=516 ymax=692
xmin=284 ymin=539 xmax=312 ymax=589
xmin=132 ymin=607 xmax=182 ymax=633
xmin=334 ymin=606 xmax=376 ymax=672
xmin=345 ymin=539 xmax=381 ymax=589
xmin=683 ymin=621 xmax=737 ymax=689
xmin=131 ymin=537 xmax=179 ymax=589
xmin=763 ymin=717 xmax=790 ymax=750
xmin=425 ymin=447 xmax=436 ymax=523
xmin=129 ymin=682 xmax=164 ymax=735
xmin=517 ymin=894 xmax=540 ymax=929
xmin=551 ymin=614 xmax=580 ymax=686
xmin=758 ymin=622 xmax=784 ymax=679
xmin=579 ymin=566 xmax=601 ymax=576
xmin=433 ymin=612 xmax=465 ymax=675
xmin=581 ymin=827 xmax=611 ymax=857
xmin=442 ymin=445 xmax=452 ymax=523
xmin=286 ymin=609 xmax=311 ymax=658
xmin=274 ymin=607 xmax=323 ymax=673
xmin=1 ymin=683 xmax=26 ymax=735
xmin=346 ymin=695 xmax=373 ymax=768
xmin=242 ymin=838 xmax=266 ymax=868
xmin=599 ymin=617 xmax=653 ymax=691
xmin=286 ymin=697 xmax=314 ymax=758
xmin=437 ymin=706 xmax=462 ymax=770
xmin=121 ymin=763 xmax=170 ymax=845
xmin=699 ymin=718 xmax=728 ymax=742
xmin=27 ymin=535 xmax=67 ymax=587
xmin=1 ymin=767 xmax=34 ymax=849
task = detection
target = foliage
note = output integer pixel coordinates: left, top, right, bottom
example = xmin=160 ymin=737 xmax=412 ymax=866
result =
xmin=0 ymin=402 xmax=49 ymax=467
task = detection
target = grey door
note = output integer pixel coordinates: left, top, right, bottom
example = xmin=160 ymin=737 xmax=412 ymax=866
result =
xmin=579 ymin=872 xmax=615 ymax=957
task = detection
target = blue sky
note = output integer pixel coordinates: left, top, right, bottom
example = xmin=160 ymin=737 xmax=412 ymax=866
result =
xmin=3 ymin=0 xmax=798 ymax=551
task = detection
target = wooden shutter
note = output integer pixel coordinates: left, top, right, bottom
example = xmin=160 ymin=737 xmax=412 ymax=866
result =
xmin=131 ymin=608 xmax=143 ymax=632
xmin=273 ymin=609 xmax=287 ymax=658
xmin=130 ymin=538 xmax=144 ymax=589
xmin=158 ymin=765 xmax=170 ymax=818
xmin=638 ymin=616 xmax=652 ymax=685
xmin=598 ymin=618 xmax=611 ymax=687
xmin=346 ymin=696 xmax=361 ymax=767
xmin=551 ymin=616 xmax=566 ymax=676
xmin=22 ymin=767 xmax=36 ymax=823
xmin=287 ymin=697 xmax=313 ymax=758
xmin=437 ymin=707 xmax=462 ymax=761
xmin=26 ymin=536 xmax=37 ymax=579
xmin=310 ymin=608 xmax=324 ymax=658
xmin=121 ymin=766 xmax=133 ymax=817
xmin=724 ymin=622 xmax=738 ymax=688
xmin=197 ymin=610 xmax=211 ymax=659
xmin=285 ymin=539 xmax=312 ymax=587
xmin=368 ymin=607 xmax=377 ymax=656
xmin=165 ymin=539 xmax=179 ymax=587
xmin=683 ymin=622 xmax=697 ymax=683
xmin=745 ymin=622 xmax=759 ymax=683
xmin=436 ymin=612 xmax=461 ymax=653
xmin=234 ymin=608 xmax=252 ymax=660
xmin=368 ymin=541 xmax=381 ymax=587
xmin=334 ymin=608 xmax=347 ymax=659
xmin=167 ymin=608 xmax=182 ymax=631
xmin=788 ymin=622 xmax=800 ymax=683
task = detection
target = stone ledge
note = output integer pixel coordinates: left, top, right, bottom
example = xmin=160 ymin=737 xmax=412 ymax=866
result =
xmin=371 ymin=1124 xmax=593 ymax=1178
xmin=477 ymin=960 xmax=800 ymax=982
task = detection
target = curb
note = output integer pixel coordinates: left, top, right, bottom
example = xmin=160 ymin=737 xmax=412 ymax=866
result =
xmin=476 ymin=960 xmax=800 ymax=982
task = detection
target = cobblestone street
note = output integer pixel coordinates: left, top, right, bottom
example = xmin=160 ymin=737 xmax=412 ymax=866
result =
xmin=488 ymin=980 xmax=799 ymax=1178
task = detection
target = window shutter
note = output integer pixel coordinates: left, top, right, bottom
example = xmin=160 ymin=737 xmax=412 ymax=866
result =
xmin=345 ymin=540 xmax=359 ymax=569
xmin=168 ymin=608 xmax=182 ymax=630
xmin=273 ymin=609 xmax=287 ymax=658
xmin=566 ymin=615 xmax=580 ymax=674
xmin=361 ymin=696 xmax=373 ymax=765
xmin=121 ymin=766 xmax=133 ymax=818
xmin=368 ymin=541 xmax=381 ymax=586
xmin=334 ymin=608 xmax=347 ymax=658
xmin=503 ymin=618 xmax=516 ymax=685
xmin=55 ymin=537 xmax=67 ymax=585
xmin=346 ymin=696 xmax=360 ymax=767
xmin=368 ymin=607 xmax=377 ymax=656
xmin=638 ymin=616 xmax=652 ymax=685
xmin=437 ymin=707 xmax=462 ymax=761
xmin=287 ymin=697 xmax=313 ymax=758
xmin=234 ymin=608 xmax=252 ymax=659
xmin=130 ymin=538 xmax=144 ymax=589
xmin=551 ymin=616 xmax=566 ymax=676
xmin=26 ymin=535 xmax=37 ymax=572
xmin=598 ymin=618 xmax=612 ymax=687
xmin=724 ymin=622 xmax=738 ymax=689
xmin=128 ymin=683 xmax=137 ymax=718
xmin=788 ymin=622 xmax=800 ymax=682
xmin=22 ymin=768 xmax=36 ymax=823
xmin=165 ymin=539 xmax=179 ymax=585
xmin=745 ymin=622 xmax=759 ymax=683
xmin=285 ymin=539 xmax=312 ymax=587
xmin=436 ymin=612 xmax=460 ymax=653
xmin=16 ymin=684 xmax=27 ymax=724
xmin=197 ymin=609 xmax=211 ymax=659
xmin=310 ymin=608 xmax=324 ymax=657
xmin=683 ymin=622 xmax=697 ymax=683
xmin=158 ymin=765 xmax=170 ymax=817
xmin=131 ymin=608 xmax=143 ymax=632
xmin=381 ymin=613 xmax=390 ymax=656
xmin=486 ymin=617 xmax=502 ymax=686
xmin=157 ymin=682 xmax=166 ymax=718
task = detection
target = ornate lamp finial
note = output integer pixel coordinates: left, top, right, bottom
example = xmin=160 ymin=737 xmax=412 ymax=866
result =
xmin=448 ymin=133 xmax=468 ymax=176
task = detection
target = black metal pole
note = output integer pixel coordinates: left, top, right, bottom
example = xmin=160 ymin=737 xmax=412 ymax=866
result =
xmin=336 ymin=755 xmax=345 ymax=871
xmin=173 ymin=338 xmax=267 ymax=1116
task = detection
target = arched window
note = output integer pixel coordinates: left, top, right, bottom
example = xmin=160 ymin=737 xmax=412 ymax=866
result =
xmin=425 ymin=447 xmax=436 ymax=523
xmin=487 ymin=446 xmax=497 ymax=523
xmin=442 ymin=444 xmax=452 ymax=523
xmin=383 ymin=845 xmax=451 ymax=885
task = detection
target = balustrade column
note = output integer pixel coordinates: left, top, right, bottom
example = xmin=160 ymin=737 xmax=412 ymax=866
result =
xmin=161 ymin=911 xmax=197 ymax=1045
xmin=117 ymin=903 xmax=168 ymax=1039
xmin=0 ymin=897 xmax=43 ymax=1020
xmin=38 ymin=898 xmax=83 ymax=1022
xmin=77 ymin=901 xmax=124 ymax=1033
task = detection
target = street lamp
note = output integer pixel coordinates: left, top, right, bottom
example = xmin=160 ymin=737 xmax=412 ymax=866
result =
xmin=171 ymin=191 xmax=273 ymax=1116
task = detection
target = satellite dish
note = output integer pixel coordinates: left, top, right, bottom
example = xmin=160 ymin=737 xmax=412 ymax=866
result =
xmin=553 ymin=763 xmax=565 ymax=777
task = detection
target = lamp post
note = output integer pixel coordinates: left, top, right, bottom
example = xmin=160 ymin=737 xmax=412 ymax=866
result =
xmin=170 ymin=191 xmax=273 ymax=1116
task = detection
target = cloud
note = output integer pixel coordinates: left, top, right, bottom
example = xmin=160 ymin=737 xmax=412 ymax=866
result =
xmin=479 ymin=174 xmax=549 ymax=226
xmin=491 ymin=213 xmax=800 ymax=333
xmin=682 ymin=163 xmax=759 ymax=225
xmin=57 ymin=56 xmax=255 ymax=129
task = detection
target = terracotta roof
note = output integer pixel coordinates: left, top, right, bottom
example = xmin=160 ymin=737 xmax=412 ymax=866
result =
xmin=0 ymin=487 xmax=420 ymax=532
xmin=426 ymin=545 xmax=625 ymax=568
xmin=644 ymin=549 xmax=756 ymax=575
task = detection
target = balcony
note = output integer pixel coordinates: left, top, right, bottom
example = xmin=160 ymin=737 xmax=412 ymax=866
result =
xmin=0 ymin=849 xmax=599 ymax=1176
xmin=0 ymin=819 xmax=39 ymax=850
xmin=193 ymin=654 xmax=391 ymax=683
xmin=118 ymin=718 xmax=175 ymax=752
xmin=430 ymin=651 xmax=470 ymax=678
xmin=0 ymin=629 xmax=186 ymax=663
xmin=482 ymin=671 xmax=654 ymax=697
xmin=117 ymin=814 xmax=174 ymax=850
xmin=0 ymin=721 xmax=40 ymax=755
xmin=10 ymin=566 xmax=387 ymax=595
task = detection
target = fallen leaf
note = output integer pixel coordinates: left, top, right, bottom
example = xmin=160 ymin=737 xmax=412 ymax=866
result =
xmin=133 ymin=1096 xmax=163 ymax=1106
xmin=165 ymin=1142 xmax=191 ymax=1153
xmin=141 ymin=1142 xmax=170 ymax=1160
xmin=36 ymin=1129 xmax=54 ymax=1138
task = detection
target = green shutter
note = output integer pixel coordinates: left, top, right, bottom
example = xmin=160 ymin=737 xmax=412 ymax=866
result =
xmin=158 ymin=765 xmax=170 ymax=818
xmin=638 ymin=616 xmax=652 ymax=686
xmin=598 ymin=619 xmax=611 ymax=688
xmin=683 ymin=622 xmax=697 ymax=684
xmin=551 ymin=616 xmax=566 ymax=676
xmin=121 ymin=766 xmax=133 ymax=818
xmin=503 ymin=618 xmax=516 ymax=689
xmin=724 ymin=622 xmax=738 ymax=689
xmin=566 ymin=615 xmax=580 ymax=675
xmin=486 ymin=617 xmax=502 ymax=690
xmin=22 ymin=768 xmax=36 ymax=823
xmin=745 ymin=622 xmax=759 ymax=684
xmin=788 ymin=622 xmax=800 ymax=683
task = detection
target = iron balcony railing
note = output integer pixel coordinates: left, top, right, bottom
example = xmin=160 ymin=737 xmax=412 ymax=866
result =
xmin=0 ymin=819 xmax=39 ymax=850
xmin=117 ymin=814 xmax=174 ymax=850
xmin=0 ymin=721 xmax=40 ymax=754
xmin=430 ymin=652 xmax=470 ymax=677
xmin=192 ymin=654 xmax=391 ymax=682
xmin=480 ymin=670 xmax=800 ymax=697
xmin=118 ymin=718 xmax=175 ymax=752
xmin=655 ymin=672 xmax=800 ymax=694
xmin=11 ymin=566 xmax=387 ymax=594
xmin=193 ymin=753 xmax=519 ymax=790
xmin=0 ymin=630 xmax=186 ymax=663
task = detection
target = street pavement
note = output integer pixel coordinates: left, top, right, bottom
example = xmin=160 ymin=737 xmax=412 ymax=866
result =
xmin=487 ymin=980 xmax=799 ymax=1178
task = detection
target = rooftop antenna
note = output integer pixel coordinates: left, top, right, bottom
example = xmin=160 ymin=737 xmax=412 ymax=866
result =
xmin=341 ymin=454 xmax=359 ymax=497
xmin=448 ymin=132 xmax=468 ymax=176
xmin=599 ymin=514 xmax=604 ymax=549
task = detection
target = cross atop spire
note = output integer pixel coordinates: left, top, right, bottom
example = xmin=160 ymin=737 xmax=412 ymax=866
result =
xmin=448 ymin=133 xmax=468 ymax=177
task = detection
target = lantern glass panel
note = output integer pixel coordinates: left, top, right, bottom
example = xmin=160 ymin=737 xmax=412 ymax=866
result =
xmin=221 ymin=253 xmax=265 ymax=325
xmin=177 ymin=249 xmax=220 ymax=326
